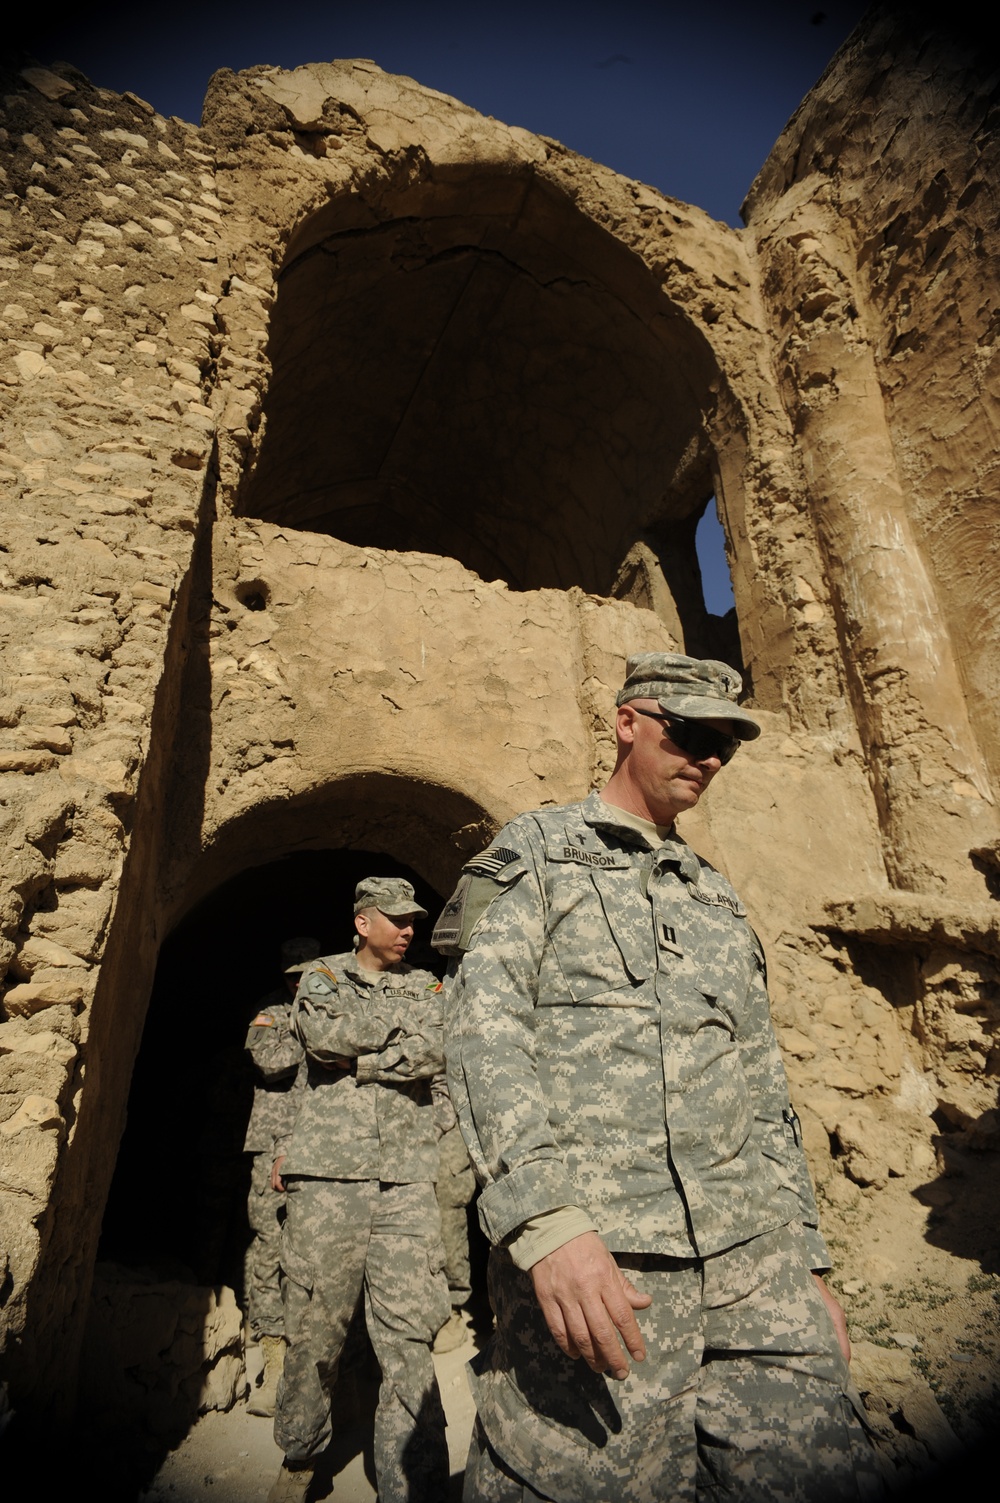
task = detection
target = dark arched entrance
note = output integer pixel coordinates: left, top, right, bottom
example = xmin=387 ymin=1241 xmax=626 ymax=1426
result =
xmin=76 ymin=773 xmax=495 ymax=1481
xmin=99 ymin=846 xmax=444 ymax=1285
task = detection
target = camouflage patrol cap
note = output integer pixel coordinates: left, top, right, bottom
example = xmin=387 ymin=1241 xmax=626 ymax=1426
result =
xmin=616 ymin=652 xmax=761 ymax=740
xmin=353 ymin=876 xmax=428 ymax=919
xmin=281 ymin=935 xmax=321 ymax=973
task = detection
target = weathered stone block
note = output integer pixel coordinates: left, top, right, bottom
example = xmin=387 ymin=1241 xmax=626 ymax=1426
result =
xmin=3 ymin=973 xmax=86 ymax=1014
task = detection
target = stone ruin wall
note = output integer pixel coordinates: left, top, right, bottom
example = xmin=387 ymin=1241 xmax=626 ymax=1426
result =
xmin=0 ymin=10 xmax=997 ymax=1437
xmin=742 ymin=12 xmax=1000 ymax=1130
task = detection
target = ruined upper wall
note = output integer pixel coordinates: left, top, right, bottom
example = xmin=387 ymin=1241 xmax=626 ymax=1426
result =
xmin=744 ymin=9 xmax=1000 ymax=805
xmin=194 ymin=56 xmax=855 ymax=729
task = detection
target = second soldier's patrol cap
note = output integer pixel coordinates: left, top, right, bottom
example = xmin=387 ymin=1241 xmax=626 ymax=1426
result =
xmin=616 ymin=652 xmax=761 ymax=740
xmin=281 ymin=935 xmax=321 ymax=973
xmin=353 ymin=876 xmax=428 ymax=919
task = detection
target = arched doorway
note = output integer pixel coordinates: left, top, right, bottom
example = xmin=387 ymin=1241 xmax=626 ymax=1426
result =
xmin=73 ymin=768 xmax=495 ymax=1472
xmin=105 ymin=763 xmax=497 ymax=1282
xmin=99 ymin=845 xmax=445 ymax=1286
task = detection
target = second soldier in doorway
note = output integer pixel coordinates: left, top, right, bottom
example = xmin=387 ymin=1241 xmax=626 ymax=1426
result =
xmin=268 ymin=877 xmax=451 ymax=1503
xmin=243 ymin=935 xmax=320 ymax=1417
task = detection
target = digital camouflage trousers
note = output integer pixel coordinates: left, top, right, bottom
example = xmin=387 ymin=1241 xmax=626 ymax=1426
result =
xmin=245 ymin=1150 xmax=285 ymax=1339
xmin=274 ymin=1175 xmax=451 ymax=1503
xmin=465 ymin=1222 xmax=881 ymax=1503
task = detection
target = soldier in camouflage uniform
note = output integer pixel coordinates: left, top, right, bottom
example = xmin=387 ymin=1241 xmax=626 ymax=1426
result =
xmin=268 ymin=877 xmax=451 ymax=1503
xmin=437 ymin=654 xmax=880 ymax=1503
xmin=243 ymin=936 xmax=321 ymax=1417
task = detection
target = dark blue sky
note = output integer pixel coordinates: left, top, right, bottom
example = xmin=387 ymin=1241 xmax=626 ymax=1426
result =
xmin=13 ymin=2 xmax=868 ymax=611
xmin=17 ymin=2 xmax=865 ymax=227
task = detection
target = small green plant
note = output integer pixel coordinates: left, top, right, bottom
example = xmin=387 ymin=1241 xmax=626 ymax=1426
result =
xmin=858 ymin=1314 xmax=894 ymax=1347
xmin=936 ymin=1388 xmax=962 ymax=1431
xmin=888 ymin=1279 xmax=953 ymax=1311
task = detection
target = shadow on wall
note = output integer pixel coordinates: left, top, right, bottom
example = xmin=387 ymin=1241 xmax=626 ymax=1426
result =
xmin=915 ymin=1115 xmax=1000 ymax=1275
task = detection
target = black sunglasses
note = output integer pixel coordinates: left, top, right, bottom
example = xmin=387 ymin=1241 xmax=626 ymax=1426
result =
xmin=633 ymin=708 xmax=741 ymax=765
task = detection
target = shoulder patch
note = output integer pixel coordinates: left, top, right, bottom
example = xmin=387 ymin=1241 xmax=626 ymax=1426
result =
xmin=312 ymin=964 xmax=339 ymax=985
xmin=432 ymin=869 xmax=522 ymax=957
xmin=251 ymin=1013 xmax=274 ymax=1027
xmin=463 ymin=846 xmax=521 ymax=879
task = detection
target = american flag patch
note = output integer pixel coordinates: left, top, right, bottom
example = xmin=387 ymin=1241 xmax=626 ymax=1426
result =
xmin=465 ymin=847 xmax=521 ymax=879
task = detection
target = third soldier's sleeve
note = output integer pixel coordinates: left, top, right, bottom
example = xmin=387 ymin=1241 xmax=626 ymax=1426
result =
xmin=245 ymin=1000 xmax=303 ymax=1080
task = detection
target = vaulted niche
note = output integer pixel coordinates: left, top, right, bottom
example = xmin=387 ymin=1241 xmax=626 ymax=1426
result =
xmin=238 ymin=173 xmax=732 ymax=651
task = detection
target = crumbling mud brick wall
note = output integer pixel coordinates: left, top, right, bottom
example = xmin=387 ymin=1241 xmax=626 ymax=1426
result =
xmin=0 ymin=59 xmax=223 ymax=1418
xmin=0 ymin=12 xmax=997 ymax=1455
xmin=741 ymin=9 xmax=1000 ymax=1176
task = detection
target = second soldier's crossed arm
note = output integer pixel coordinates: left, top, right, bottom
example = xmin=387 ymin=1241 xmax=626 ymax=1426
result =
xmin=292 ymin=961 xmax=403 ymax=1061
xmin=292 ymin=962 xmax=443 ymax=1081
xmin=354 ymin=998 xmax=445 ymax=1083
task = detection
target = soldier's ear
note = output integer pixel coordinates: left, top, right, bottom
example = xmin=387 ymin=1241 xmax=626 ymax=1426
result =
xmin=354 ymin=912 xmax=369 ymax=939
xmin=617 ymin=704 xmax=638 ymax=744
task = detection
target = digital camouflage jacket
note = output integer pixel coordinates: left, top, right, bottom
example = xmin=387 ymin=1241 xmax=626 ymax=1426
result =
xmin=284 ymin=951 xmax=446 ymax=1184
xmin=440 ymin=793 xmax=829 ymax=1268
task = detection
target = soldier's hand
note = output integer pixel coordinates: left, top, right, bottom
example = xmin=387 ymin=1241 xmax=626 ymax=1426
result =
xmin=812 ymin=1273 xmax=851 ymax=1364
xmin=529 ymin=1231 xmax=651 ymax=1379
xmin=271 ymin=1155 xmax=286 ymax=1192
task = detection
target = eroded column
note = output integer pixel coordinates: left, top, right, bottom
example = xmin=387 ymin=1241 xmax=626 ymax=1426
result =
xmin=752 ymin=192 xmax=997 ymax=899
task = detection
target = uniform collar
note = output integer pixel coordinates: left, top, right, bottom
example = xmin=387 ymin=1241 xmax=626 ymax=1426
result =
xmin=344 ymin=955 xmax=410 ymax=986
xmin=581 ymin=792 xmax=702 ymax=881
xmin=582 ymin=790 xmax=674 ymax=844
xmin=595 ymin=797 xmax=671 ymax=847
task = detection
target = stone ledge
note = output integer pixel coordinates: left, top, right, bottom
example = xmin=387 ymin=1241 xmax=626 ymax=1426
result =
xmin=817 ymin=894 xmax=1000 ymax=958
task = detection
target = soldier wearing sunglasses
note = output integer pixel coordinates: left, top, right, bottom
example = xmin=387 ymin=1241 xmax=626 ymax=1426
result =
xmin=436 ymin=653 xmax=878 ymax=1503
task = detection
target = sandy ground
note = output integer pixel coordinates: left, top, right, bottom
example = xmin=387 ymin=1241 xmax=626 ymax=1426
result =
xmin=814 ymin=1146 xmax=1000 ymax=1488
xmin=138 ymin=1321 xmax=480 ymax=1503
